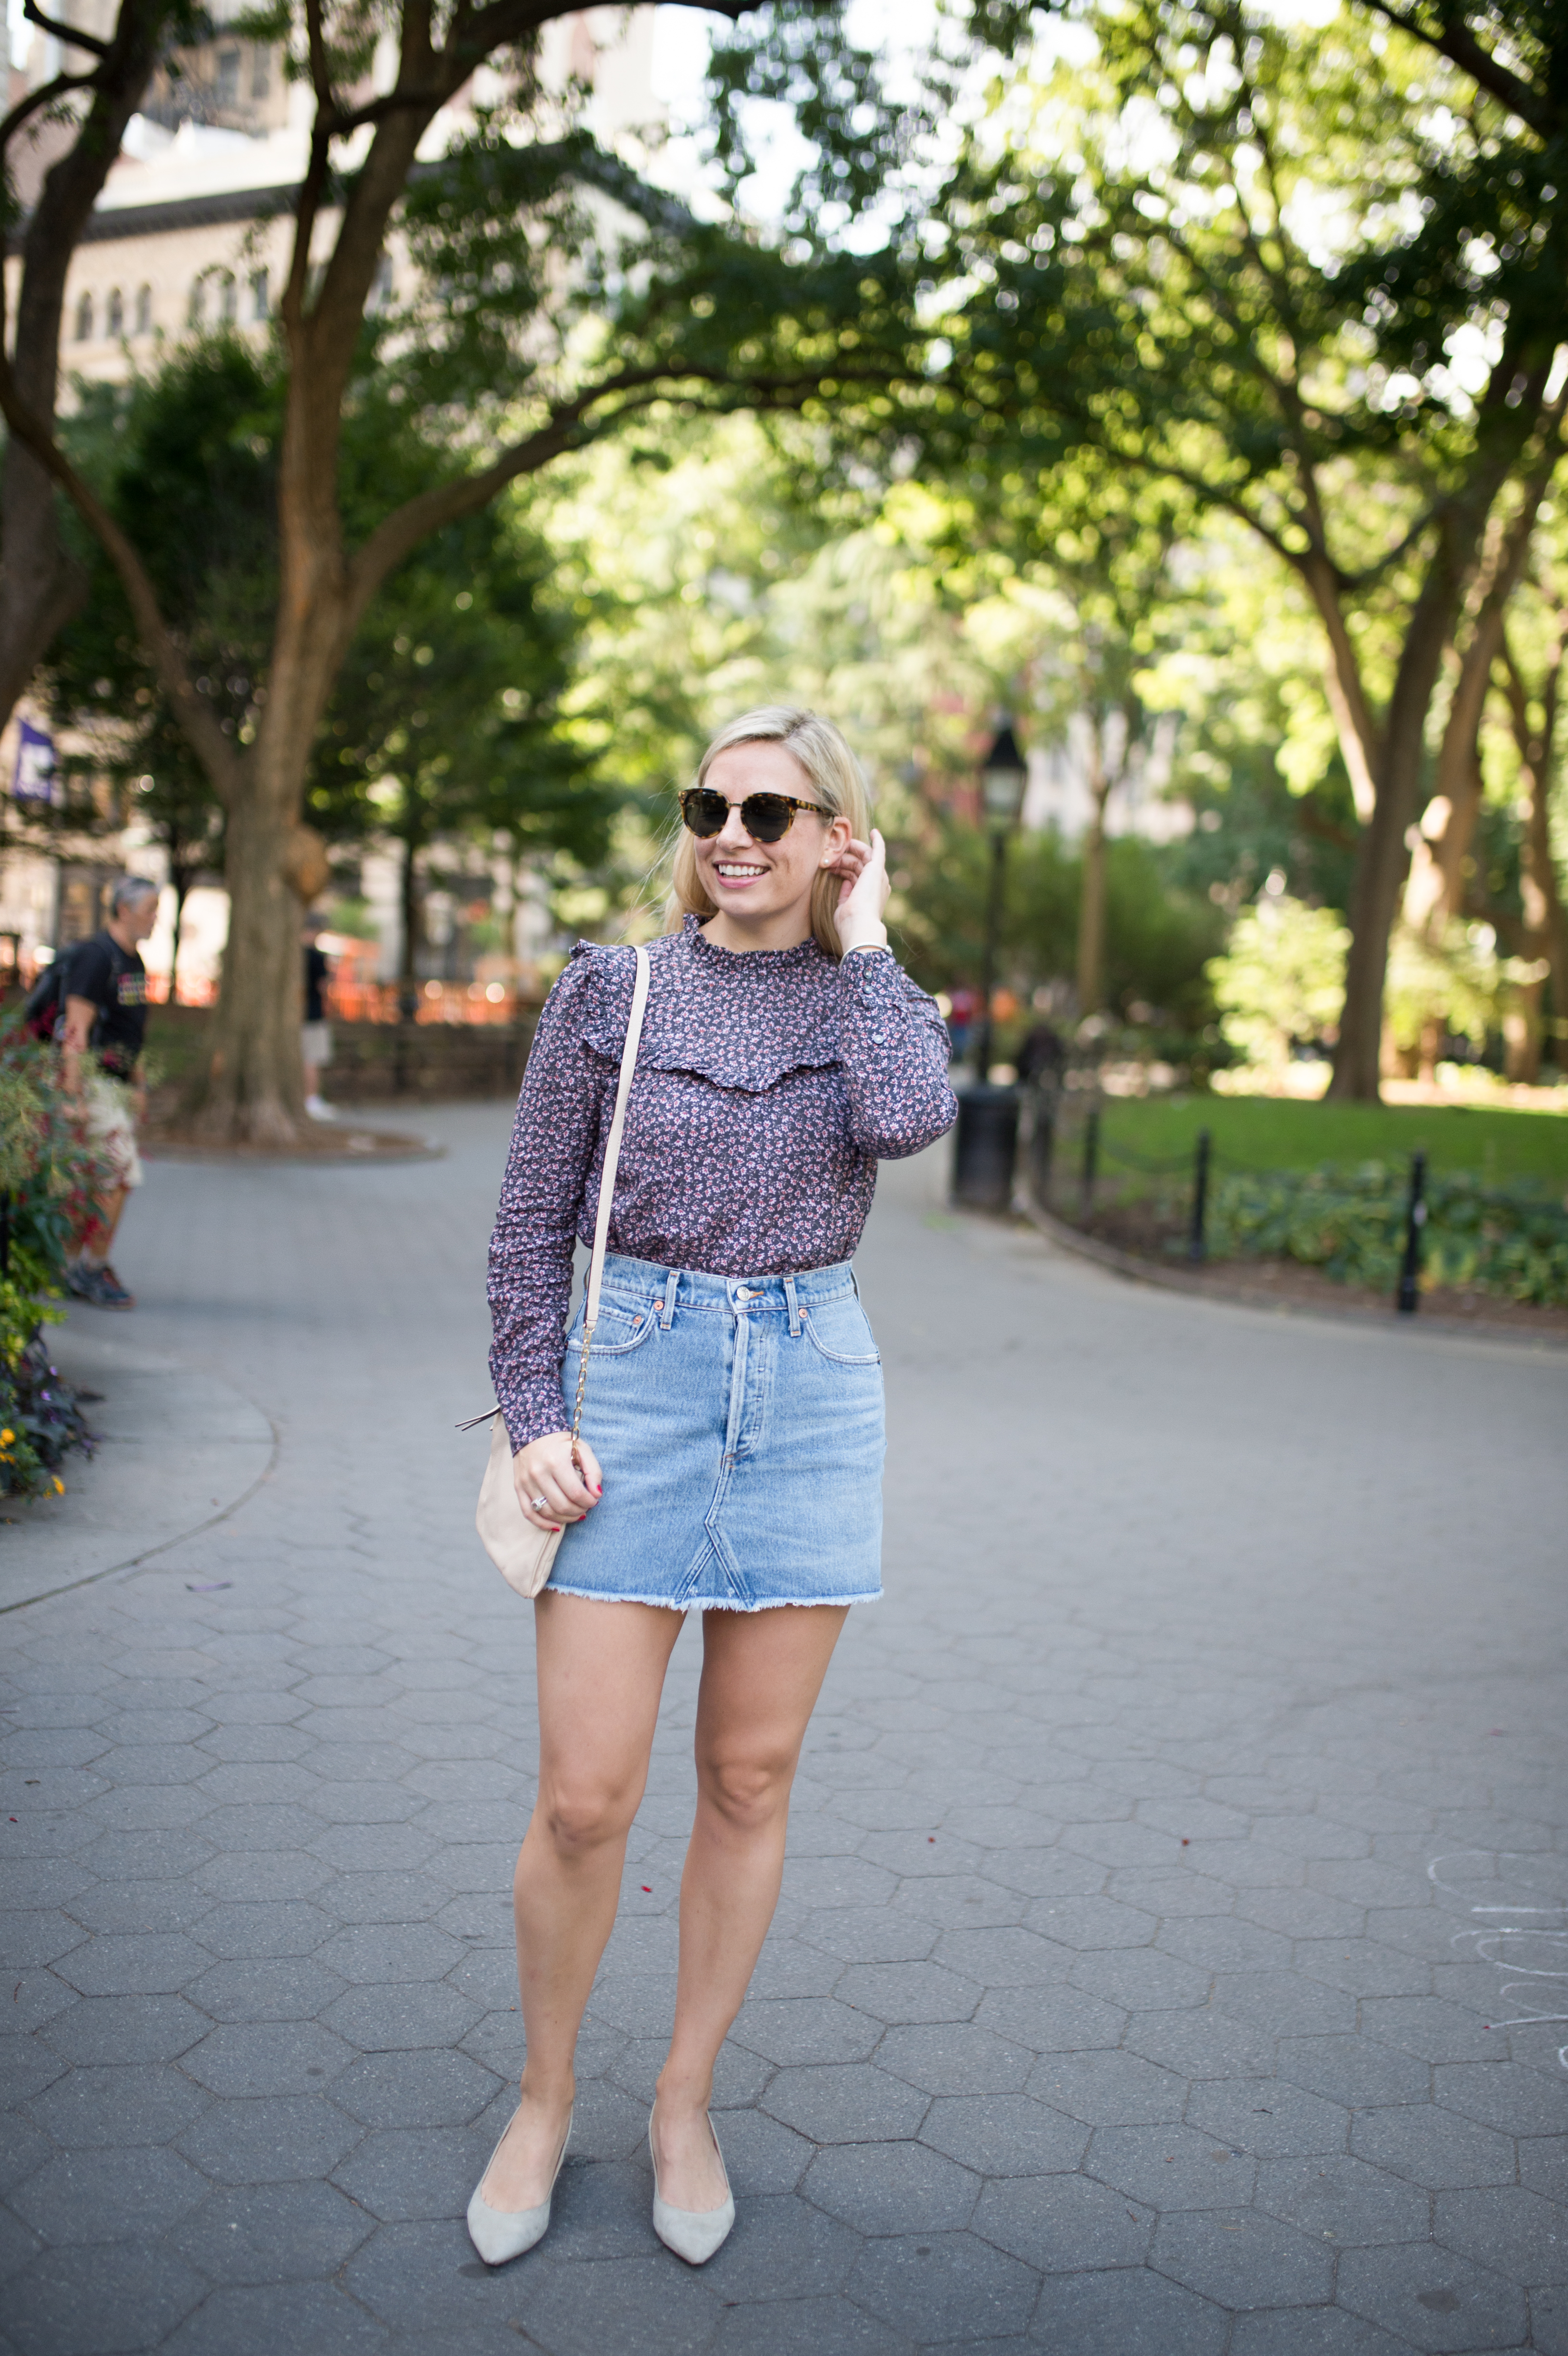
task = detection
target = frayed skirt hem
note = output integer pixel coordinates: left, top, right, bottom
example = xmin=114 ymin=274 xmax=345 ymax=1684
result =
xmin=542 ymin=1584 xmax=882 ymax=1613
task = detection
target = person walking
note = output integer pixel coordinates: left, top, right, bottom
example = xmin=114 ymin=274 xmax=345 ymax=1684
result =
xmin=301 ymin=914 xmax=335 ymax=1119
xmin=475 ymin=707 xmax=956 ymax=2268
xmin=58 ymin=876 xmax=159 ymax=1310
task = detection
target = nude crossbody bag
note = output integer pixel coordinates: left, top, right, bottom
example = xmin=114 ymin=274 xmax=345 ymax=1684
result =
xmin=469 ymin=943 xmax=651 ymax=1598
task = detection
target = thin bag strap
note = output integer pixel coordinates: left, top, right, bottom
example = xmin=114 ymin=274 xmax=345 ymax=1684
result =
xmin=567 ymin=944 xmax=650 ymax=1464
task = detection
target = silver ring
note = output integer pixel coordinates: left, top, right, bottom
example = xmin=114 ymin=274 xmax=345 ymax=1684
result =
xmin=529 ymin=1494 xmax=549 ymax=1513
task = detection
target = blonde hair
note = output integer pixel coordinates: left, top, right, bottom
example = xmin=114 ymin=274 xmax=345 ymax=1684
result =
xmin=667 ymin=706 xmax=871 ymax=960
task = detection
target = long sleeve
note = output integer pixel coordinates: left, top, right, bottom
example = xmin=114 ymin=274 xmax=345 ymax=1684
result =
xmin=837 ymin=949 xmax=958 ymax=1158
xmin=487 ymin=954 xmax=612 ymax=1449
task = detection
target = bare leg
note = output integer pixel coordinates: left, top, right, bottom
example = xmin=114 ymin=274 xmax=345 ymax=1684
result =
xmin=481 ymin=1593 xmax=684 ymax=2211
xmin=652 ymin=1604 xmax=848 ymax=2210
xmin=72 ymin=1185 xmax=126 ymax=1262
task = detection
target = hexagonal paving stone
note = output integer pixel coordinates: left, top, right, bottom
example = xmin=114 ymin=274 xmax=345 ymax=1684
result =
xmin=1337 ymin=2240 xmax=1529 ymax=2352
xmin=53 ymin=1931 xmax=211 ymax=1998
xmin=1088 ymin=2121 xmax=1259 ymax=2212
xmin=1254 ymin=2152 xmax=1431 ymax=2247
xmin=972 ymin=2169 xmax=1152 ymax=2273
xmin=698 ymin=2195 xmax=862 ymax=2305
xmin=184 ymin=2019 xmax=356 ymax=2097
xmin=1274 ymin=2034 xmax=1431 ymax=2109
xmin=26 ymin=2059 xmax=209 ymax=2148
xmin=6 ymin=2244 xmax=206 ymax=2356
xmin=919 ymin=2092 xmax=1088 ymax=2177
xmin=804 ymin=2139 xmax=979 ymax=2235
xmin=846 ymin=2229 xmax=1039 ymax=2343
xmin=160 ymin=2278 xmax=393 ymax=2355
xmin=1027 ymin=1895 xmax=1159 ymax=1951
xmin=1228 ymin=2311 xmax=1415 ymax=2356
xmin=332 ymin=2046 xmax=501 ymax=2128
xmin=169 ymin=2177 xmax=375 ymax=2283
xmin=707 ymin=2291 xmax=907 ymax=2356
xmin=1031 ymin=2263 xmax=1229 ymax=2355
xmin=41 ymin=1992 xmax=208 ymax=2066
xmin=1151 ymin=2206 xmax=1334 ymax=2309
xmin=1185 ymin=2077 xmax=1350 ymax=2159
xmin=178 ymin=2092 xmax=364 ymax=2184
xmin=1432 ymin=2060 xmax=1568 ymax=2140
xmin=1029 ymin=2048 xmax=1187 ymax=2127
xmin=876 ymin=2021 xmax=1035 ymax=2098
xmin=323 ymin=1979 xmax=482 ymax=2052
xmin=833 ymin=1962 xmax=979 ymax=2026
xmin=762 ymin=2062 xmax=929 ymax=2146
xmin=1430 ymin=2182 xmax=1568 ymax=2283
xmin=1350 ymin=2102 xmax=1517 ymax=2190
xmin=11 ymin=2145 xmax=209 ymax=2243
xmin=730 ymin=1997 xmax=883 ymax=2068
xmin=800 ymin=1905 xmax=938 ymax=1965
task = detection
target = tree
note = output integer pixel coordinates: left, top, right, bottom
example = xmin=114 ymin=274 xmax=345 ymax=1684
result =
xmin=922 ymin=0 xmax=1568 ymax=1096
xmin=308 ymin=492 xmax=606 ymax=999
xmin=0 ymin=0 xmax=937 ymax=1142
xmin=0 ymin=0 xmax=198 ymax=727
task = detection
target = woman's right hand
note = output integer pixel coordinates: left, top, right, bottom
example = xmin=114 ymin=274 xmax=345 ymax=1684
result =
xmin=512 ymin=1431 xmax=602 ymax=1533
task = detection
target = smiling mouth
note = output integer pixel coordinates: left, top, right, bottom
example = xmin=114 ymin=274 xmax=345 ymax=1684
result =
xmin=713 ymin=861 xmax=768 ymax=883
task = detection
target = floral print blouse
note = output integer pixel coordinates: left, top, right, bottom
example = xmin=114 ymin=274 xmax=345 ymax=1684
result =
xmin=488 ymin=917 xmax=957 ymax=1446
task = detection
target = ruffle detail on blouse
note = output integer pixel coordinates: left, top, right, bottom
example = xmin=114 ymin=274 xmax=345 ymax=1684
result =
xmin=570 ymin=930 xmax=847 ymax=1094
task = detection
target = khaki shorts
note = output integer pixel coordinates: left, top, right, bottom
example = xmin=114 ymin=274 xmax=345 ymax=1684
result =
xmin=82 ymin=1071 xmax=143 ymax=1190
xmin=301 ymin=1020 xmax=333 ymax=1067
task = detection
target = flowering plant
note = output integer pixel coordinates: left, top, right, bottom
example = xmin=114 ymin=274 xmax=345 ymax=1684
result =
xmin=0 ymin=1019 xmax=110 ymax=1497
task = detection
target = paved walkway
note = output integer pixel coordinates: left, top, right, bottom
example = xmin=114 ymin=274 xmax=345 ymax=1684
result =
xmin=2 ymin=1104 xmax=1565 ymax=2356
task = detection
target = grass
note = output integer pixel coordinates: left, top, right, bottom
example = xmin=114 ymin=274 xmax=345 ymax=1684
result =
xmin=1088 ymin=1093 xmax=1568 ymax=1190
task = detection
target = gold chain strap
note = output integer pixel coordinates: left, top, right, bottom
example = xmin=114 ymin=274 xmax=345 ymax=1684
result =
xmin=568 ymin=1324 xmax=592 ymax=1478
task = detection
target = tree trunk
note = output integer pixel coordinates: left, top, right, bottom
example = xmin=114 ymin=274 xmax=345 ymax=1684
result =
xmin=0 ymin=0 xmax=165 ymax=733
xmin=399 ymin=826 xmax=421 ymax=1004
xmin=1503 ymin=617 xmax=1568 ymax=1078
xmin=193 ymin=741 xmax=310 ymax=1144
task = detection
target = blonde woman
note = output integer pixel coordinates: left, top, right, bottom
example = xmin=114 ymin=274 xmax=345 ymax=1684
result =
xmin=474 ymin=707 xmax=956 ymax=2267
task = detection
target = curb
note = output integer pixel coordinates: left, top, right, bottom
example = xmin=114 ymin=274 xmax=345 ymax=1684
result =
xmin=1016 ymin=1194 xmax=1568 ymax=1353
xmin=0 ymin=1324 xmax=279 ymax=1613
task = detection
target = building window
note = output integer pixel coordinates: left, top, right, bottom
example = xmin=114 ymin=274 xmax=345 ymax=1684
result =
xmin=216 ymin=47 xmax=239 ymax=105
xmin=75 ymin=291 xmax=93 ymax=341
xmin=190 ymin=278 xmax=207 ymax=328
xmin=250 ymin=267 xmax=269 ymax=321
xmin=106 ymin=288 xmax=124 ymax=337
xmin=219 ymin=273 xmax=237 ymax=324
xmin=250 ymin=45 xmax=270 ymax=99
xmin=135 ymin=285 xmax=152 ymax=335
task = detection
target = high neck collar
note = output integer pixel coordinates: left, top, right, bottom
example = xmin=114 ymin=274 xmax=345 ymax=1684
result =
xmin=684 ymin=913 xmax=826 ymax=970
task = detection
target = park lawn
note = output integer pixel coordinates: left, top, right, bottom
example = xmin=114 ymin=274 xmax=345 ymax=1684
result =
xmin=1096 ymin=1092 xmax=1568 ymax=1189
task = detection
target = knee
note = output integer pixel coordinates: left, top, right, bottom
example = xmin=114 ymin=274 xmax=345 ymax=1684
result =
xmin=537 ymin=1779 xmax=636 ymax=1858
xmin=699 ymin=1748 xmax=794 ymax=1833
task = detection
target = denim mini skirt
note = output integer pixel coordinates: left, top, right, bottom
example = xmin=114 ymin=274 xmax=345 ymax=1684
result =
xmin=546 ymin=1252 xmax=885 ymax=1611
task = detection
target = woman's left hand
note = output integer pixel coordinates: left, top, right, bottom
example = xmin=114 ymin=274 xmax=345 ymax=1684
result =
xmin=828 ymin=827 xmax=891 ymax=955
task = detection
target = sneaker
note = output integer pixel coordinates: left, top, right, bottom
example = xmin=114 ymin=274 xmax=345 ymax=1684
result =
xmin=305 ymin=1095 xmax=337 ymax=1120
xmin=71 ymin=1264 xmax=135 ymax=1310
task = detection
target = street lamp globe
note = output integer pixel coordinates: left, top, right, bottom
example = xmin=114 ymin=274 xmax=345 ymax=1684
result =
xmin=980 ymin=720 xmax=1027 ymax=828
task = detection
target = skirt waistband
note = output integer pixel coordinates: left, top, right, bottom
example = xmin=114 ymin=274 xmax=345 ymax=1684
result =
xmin=595 ymin=1250 xmax=856 ymax=1316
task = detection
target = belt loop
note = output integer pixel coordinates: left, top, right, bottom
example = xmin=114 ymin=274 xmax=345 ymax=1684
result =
xmin=850 ymin=1267 xmax=861 ymax=1301
xmin=660 ymin=1267 xmax=678 ymax=1329
xmin=784 ymin=1273 xmax=801 ymax=1337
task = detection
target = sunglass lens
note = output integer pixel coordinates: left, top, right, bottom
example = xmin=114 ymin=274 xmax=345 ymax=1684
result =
xmin=681 ymin=790 xmax=729 ymax=837
xmin=740 ymin=794 xmax=794 ymax=843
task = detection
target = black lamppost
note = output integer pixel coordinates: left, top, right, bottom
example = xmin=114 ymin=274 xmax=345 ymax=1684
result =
xmin=952 ymin=718 xmax=1029 ymax=1210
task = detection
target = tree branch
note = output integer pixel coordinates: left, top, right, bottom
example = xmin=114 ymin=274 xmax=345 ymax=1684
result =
xmin=1353 ymin=2 xmax=1549 ymax=138
xmin=22 ymin=0 xmax=109 ymax=58
xmin=0 ymin=69 xmax=97 ymax=160
xmin=0 ymin=367 xmax=241 ymax=800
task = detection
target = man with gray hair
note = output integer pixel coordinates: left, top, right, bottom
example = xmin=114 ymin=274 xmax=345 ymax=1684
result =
xmin=59 ymin=876 xmax=160 ymax=1310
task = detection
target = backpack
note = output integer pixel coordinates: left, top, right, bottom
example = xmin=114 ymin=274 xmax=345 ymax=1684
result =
xmin=21 ymin=960 xmax=64 ymax=1044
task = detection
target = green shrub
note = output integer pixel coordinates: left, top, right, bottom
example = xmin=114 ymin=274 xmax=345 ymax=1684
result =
xmin=0 ymin=1022 xmax=113 ymax=1496
xmin=1201 ymin=1162 xmax=1568 ymax=1304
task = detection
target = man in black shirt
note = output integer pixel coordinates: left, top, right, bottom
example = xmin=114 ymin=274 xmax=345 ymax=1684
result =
xmin=301 ymin=913 xmax=335 ymax=1118
xmin=60 ymin=876 xmax=160 ymax=1309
